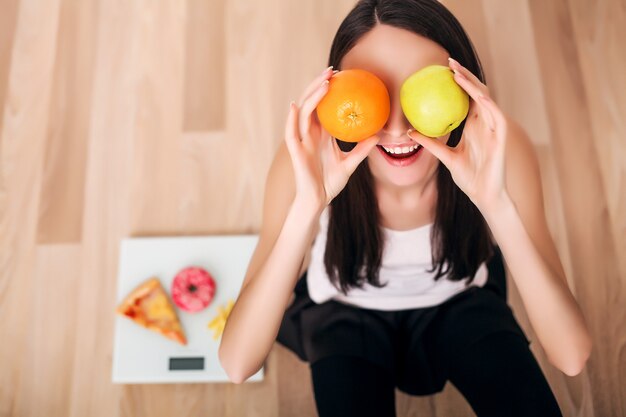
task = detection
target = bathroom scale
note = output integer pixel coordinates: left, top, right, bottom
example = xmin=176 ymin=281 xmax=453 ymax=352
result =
xmin=112 ymin=233 xmax=263 ymax=384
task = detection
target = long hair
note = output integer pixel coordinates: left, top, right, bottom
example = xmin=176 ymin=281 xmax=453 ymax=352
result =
xmin=323 ymin=0 xmax=495 ymax=295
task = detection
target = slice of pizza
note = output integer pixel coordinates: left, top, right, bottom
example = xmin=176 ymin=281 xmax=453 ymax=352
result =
xmin=116 ymin=277 xmax=187 ymax=345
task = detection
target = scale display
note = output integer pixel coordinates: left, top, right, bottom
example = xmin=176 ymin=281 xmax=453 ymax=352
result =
xmin=169 ymin=357 xmax=205 ymax=371
xmin=112 ymin=234 xmax=264 ymax=384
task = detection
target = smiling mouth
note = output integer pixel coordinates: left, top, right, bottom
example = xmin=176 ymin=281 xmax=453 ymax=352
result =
xmin=377 ymin=144 xmax=423 ymax=159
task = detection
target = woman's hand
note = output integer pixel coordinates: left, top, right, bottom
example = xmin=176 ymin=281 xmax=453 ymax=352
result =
xmin=407 ymin=57 xmax=509 ymax=212
xmin=285 ymin=66 xmax=380 ymax=208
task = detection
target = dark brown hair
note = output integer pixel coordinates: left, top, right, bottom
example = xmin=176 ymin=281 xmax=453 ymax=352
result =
xmin=323 ymin=0 xmax=495 ymax=295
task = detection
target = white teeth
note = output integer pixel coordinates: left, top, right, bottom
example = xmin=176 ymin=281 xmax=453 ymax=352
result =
xmin=382 ymin=144 xmax=417 ymax=154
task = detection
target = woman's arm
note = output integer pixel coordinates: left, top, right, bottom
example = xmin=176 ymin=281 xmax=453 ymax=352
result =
xmin=481 ymin=118 xmax=592 ymax=377
xmin=411 ymin=58 xmax=592 ymax=377
xmin=220 ymin=65 xmax=378 ymax=384
xmin=219 ymin=196 xmax=323 ymax=383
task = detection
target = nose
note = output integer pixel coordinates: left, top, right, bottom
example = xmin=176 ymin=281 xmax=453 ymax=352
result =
xmin=381 ymin=95 xmax=412 ymax=139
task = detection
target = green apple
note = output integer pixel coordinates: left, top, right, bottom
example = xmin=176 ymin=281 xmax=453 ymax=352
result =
xmin=400 ymin=64 xmax=469 ymax=138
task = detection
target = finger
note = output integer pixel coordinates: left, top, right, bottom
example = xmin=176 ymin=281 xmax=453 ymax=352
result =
xmin=300 ymin=79 xmax=330 ymax=146
xmin=451 ymin=67 xmax=488 ymax=105
xmin=451 ymin=70 xmax=498 ymax=131
xmin=343 ymin=135 xmax=380 ymax=174
xmin=284 ymin=101 xmax=302 ymax=160
xmin=448 ymin=57 xmax=487 ymax=91
xmin=478 ymin=95 xmax=507 ymax=136
xmin=407 ymin=129 xmax=454 ymax=167
xmin=297 ymin=66 xmax=334 ymax=106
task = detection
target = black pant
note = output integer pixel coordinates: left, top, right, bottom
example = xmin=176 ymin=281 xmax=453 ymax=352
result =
xmin=310 ymin=331 xmax=563 ymax=417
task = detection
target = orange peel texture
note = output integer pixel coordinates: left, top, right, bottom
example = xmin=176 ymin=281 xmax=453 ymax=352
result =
xmin=316 ymin=69 xmax=390 ymax=143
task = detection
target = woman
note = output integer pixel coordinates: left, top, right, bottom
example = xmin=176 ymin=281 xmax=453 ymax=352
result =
xmin=219 ymin=1 xmax=592 ymax=416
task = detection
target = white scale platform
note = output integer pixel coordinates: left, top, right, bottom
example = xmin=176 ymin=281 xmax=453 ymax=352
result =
xmin=112 ymin=234 xmax=263 ymax=384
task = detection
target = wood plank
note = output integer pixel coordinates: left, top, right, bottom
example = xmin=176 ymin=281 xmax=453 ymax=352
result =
xmin=528 ymin=0 xmax=624 ymax=416
xmin=480 ymin=0 xmax=552 ymax=146
xmin=183 ymin=0 xmax=226 ymax=132
xmin=0 ymin=0 xmax=62 ymax=414
xmin=20 ymin=245 xmax=82 ymax=417
xmin=566 ymin=0 xmax=626 ymax=304
xmin=36 ymin=0 xmax=97 ymax=244
xmin=65 ymin=0 xmax=139 ymax=415
xmin=129 ymin=0 xmax=185 ymax=236
xmin=0 ymin=0 xmax=19 ymax=136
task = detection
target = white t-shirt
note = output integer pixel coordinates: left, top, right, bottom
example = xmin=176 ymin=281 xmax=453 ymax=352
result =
xmin=306 ymin=206 xmax=488 ymax=311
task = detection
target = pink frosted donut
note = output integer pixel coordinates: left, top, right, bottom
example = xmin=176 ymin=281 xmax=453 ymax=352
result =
xmin=171 ymin=266 xmax=216 ymax=313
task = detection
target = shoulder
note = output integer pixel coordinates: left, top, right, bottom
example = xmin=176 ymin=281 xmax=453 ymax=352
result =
xmin=503 ymin=115 xmax=542 ymax=206
xmin=506 ymin=116 xmax=538 ymax=163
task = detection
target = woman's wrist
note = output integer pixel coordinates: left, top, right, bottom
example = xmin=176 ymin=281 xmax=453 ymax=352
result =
xmin=479 ymin=191 xmax=515 ymax=225
xmin=292 ymin=195 xmax=327 ymax=220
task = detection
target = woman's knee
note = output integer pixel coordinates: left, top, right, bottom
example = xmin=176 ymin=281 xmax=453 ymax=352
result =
xmin=310 ymin=354 xmax=397 ymax=417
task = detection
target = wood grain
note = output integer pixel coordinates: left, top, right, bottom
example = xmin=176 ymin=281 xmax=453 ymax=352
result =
xmin=0 ymin=0 xmax=622 ymax=416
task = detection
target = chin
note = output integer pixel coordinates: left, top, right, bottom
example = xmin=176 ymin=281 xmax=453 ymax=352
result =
xmin=366 ymin=149 xmax=438 ymax=189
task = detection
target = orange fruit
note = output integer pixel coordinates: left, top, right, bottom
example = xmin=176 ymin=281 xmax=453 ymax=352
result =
xmin=316 ymin=69 xmax=390 ymax=143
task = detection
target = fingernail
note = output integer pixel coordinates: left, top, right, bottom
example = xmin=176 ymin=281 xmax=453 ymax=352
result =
xmin=332 ymin=70 xmax=339 ymax=74
xmin=448 ymin=57 xmax=457 ymax=65
xmin=325 ymin=65 xmax=333 ymax=72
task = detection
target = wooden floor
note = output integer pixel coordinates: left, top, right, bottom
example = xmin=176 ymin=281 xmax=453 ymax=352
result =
xmin=1 ymin=0 xmax=624 ymax=416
